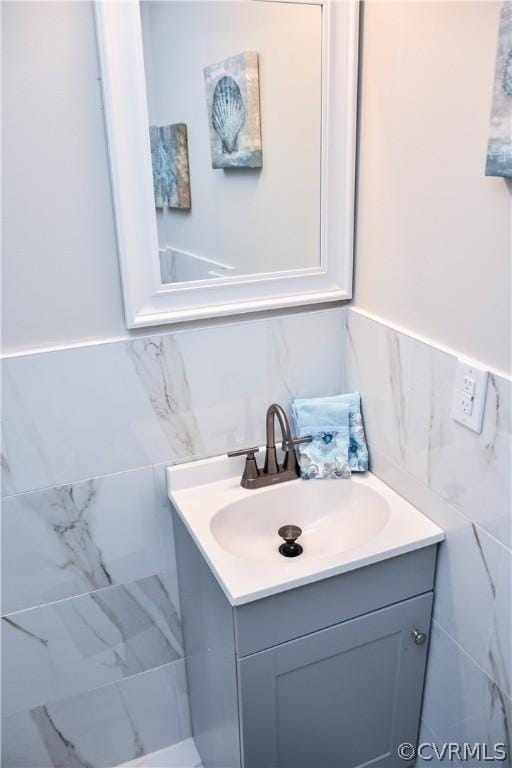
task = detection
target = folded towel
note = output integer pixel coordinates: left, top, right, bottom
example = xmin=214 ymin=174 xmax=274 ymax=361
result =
xmin=292 ymin=392 xmax=369 ymax=476
xmin=328 ymin=393 xmax=369 ymax=472
xmin=292 ymin=399 xmax=351 ymax=479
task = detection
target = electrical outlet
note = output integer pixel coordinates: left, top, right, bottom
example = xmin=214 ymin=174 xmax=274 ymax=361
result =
xmin=451 ymin=359 xmax=488 ymax=433
xmin=460 ymin=392 xmax=474 ymax=416
xmin=463 ymin=376 xmax=476 ymax=396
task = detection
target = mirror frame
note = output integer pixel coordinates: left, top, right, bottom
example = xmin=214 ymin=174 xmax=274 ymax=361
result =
xmin=95 ymin=0 xmax=359 ymax=328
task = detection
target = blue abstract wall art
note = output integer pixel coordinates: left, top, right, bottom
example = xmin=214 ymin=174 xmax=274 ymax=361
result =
xmin=486 ymin=1 xmax=512 ymax=177
xmin=150 ymin=123 xmax=191 ymax=209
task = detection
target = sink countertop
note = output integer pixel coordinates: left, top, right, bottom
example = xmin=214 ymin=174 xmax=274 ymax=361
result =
xmin=166 ymin=453 xmax=444 ymax=606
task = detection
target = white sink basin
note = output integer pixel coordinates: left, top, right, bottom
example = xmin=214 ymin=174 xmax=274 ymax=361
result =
xmin=167 ymin=453 xmax=444 ymax=606
xmin=210 ymin=481 xmax=390 ymax=562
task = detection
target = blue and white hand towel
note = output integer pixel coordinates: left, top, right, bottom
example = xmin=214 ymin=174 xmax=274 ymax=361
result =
xmin=291 ymin=398 xmax=351 ymax=479
xmin=292 ymin=393 xmax=369 ymax=479
xmin=333 ymin=392 xmax=369 ymax=472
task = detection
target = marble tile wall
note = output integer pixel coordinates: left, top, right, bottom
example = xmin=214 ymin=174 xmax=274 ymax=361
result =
xmin=121 ymin=737 xmax=202 ymax=768
xmin=344 ymin=308 xmax=511 ymax=756
xmin=2 ymin=467 xmax=164 ymax=615
xmin=1 ymin=310 xmax=344 ymax=497
xmin=3 ymin=661 xmax=191 ymax=768
xmin=1 ymin=307 xmax=345 ymax=768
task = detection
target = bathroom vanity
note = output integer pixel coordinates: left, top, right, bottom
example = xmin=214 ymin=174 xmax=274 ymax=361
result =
xmin=167 ymin=455 xmax=444 ymax=768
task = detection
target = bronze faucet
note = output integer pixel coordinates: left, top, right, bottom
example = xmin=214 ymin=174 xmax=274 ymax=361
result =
xmin=228 ymin=403 xmax=311 ymax=489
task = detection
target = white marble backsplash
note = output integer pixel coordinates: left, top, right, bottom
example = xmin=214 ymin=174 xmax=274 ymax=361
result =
xmin=344 ymin=310 xmax=511 ymax=549
xmin=1 ymin=309 xmax=345 ymax=497
xmin=1 ymin=307 xmax=346 ymax=768
xmin=344 ymin=308 xmax=511 ymax=753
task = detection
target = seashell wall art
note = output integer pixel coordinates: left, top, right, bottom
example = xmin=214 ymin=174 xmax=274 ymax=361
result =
xmin=204 ymin=51 xmax=262 ymax=169
xmin=149 ymin=123 xmax=191 ymax=209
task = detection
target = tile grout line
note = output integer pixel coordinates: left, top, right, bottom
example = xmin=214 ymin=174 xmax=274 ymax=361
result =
xmin=2 ymin=658 xmax=187 ymax=723
xmin=1 ymin=566 xmax=175 ymax=619
xmin=1 ymin=461 xmax=161 ymax=501
xmin=1 ymin=445 xmax=244 ymax=501
xmin=432 ymin=619 xmax=511 ymax=703
xmin=419 ymin=717 xmax=442 ymax=743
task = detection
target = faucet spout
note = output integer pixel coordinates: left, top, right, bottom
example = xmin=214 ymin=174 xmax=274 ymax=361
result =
xmin=227 ymin=402 xmax=310 ymax=489
xmin=264 ymin=403 xmax=296 ymax=475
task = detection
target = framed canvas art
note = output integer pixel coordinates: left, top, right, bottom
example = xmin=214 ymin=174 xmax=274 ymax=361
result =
xmin=150 ymin=123 xmax=191 ymax=208
xmin=204 ymin=51 xmax=263 ymax=169
xmin=486 ymin=1 xmax=512 ymax=177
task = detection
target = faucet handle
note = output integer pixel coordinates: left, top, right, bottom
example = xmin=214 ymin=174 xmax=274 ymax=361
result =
xmin=281 ymin=435 xmax=312 ymax=451
xmin=227 ymin=446 xmax=260 ymax=458
xmin=227 ymin=447 xmax=260 ymax=488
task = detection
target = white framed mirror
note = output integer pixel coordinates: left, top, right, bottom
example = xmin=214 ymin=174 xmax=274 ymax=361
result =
xmin=95 ymin=0 xmax=359 ymax=328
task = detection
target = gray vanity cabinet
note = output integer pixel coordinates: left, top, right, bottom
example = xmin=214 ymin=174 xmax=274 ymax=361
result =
xmin=173 ymin=512 xmax=437 ymax=768
xmin=238 ymin=593 xmax=432 ymax=768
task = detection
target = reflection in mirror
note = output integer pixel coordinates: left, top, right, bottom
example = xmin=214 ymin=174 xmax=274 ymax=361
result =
xmin=140 ymin=1 xmax=322 ymax=285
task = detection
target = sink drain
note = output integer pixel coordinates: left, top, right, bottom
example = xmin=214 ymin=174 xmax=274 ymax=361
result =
xmin=278 ymin=525 xmax=303 ymax=557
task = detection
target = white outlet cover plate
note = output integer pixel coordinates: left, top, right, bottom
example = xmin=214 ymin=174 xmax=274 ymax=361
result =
xmin=451 ymin=359 xmax=488 ymax=433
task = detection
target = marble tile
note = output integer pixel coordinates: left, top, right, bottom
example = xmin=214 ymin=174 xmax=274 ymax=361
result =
xmin=120 ymin=738 xmax=202 ymax=768
xmin=1 ymin=467 xmax=166 ymax=615
xmin=1 ymin=342 xmax=166 ymax=496
xmin=153 ymin=464 xmax=182 ymax=621
xmin=126 ymin=335 xmax=205 ymax=461
xmin=369 ymin=446 xmax=509 ymax=674
xmin=174 ymin=658 xmax=192 ymax=739
xmin=346 ymin=310 xmax=511 ymax=763
xmin=119 ymin=659 xmax=190 ymax=749
xmin=486 ymin=547 xmax=512 ymax=698
xmin=2 ymin=574 xmax=182 ymax=716
xmin=404 ymin=340 xmax=457 ymax=488
xmin=430 ymin=401 xmax=512 ymax=551
xmin=432 ymin=518 xmax=505 ymax=672
xmin=1 ymin=422 xmax=16 ymax=497
xmin=173 ymin=321 xmax=268 ymax=457
xmin=2 ymin=309 xmax=345 ymax=496
xmin=120 ymin=737 xmax=201 ymax=768
xmin=344 ymin=310 xmax=417 ymax=464
xmin=426 ymin=368 xmax=511 ymax=550
xmin=345 ymin=309 xmax=512 ymax=550
xmin=0 ymin=307 xmax=344 ymax=766
xmin=422 ymin=622 xmax=511 ymax=757
xmin=418 ymin=719 xmax=440 ymax=744
xmin=416 ymin=721 xmax=446 ymax=766
xmin=345 ymin=310 xmax=456 ymax=481
xmin=266 ymin=309 xmax=345 ymax=405
xmin=2 ymin=662 xmax=188 ymax=768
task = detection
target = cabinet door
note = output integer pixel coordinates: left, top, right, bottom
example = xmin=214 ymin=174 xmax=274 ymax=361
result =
xmin=238 ymin=592 xmax=432 ymax=768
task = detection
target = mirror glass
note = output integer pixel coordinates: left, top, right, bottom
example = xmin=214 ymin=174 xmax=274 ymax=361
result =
xmin=140 ymin=1 xmax=322 ymax=285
